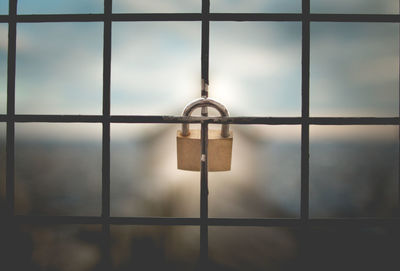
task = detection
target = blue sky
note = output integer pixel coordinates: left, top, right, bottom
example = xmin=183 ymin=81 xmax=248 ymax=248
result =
xmin=0 ymin=1 xmax=399 ymax=121
xmin=0 ymin=1 xmax=398 ymax=223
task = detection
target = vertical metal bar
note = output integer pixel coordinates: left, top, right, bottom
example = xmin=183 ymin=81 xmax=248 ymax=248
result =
xmin=101 ymin=0 xmax=112 ymax=269
xmin=200 ymin=121 xmax=209 ymax=269
xmin=6 ymin=0 xmax=17 ymax=216
xmin=301 ymin=0 xmax=310 ymax=224
xmin=200 ymin=1 xmax=210 ymax=268
xmin=300 ymin=0 xmax=310 ymax=268
xmin=397 ymin=0 xmax=400 ymax=217
xmin=201 ymin=0 xmax=210 ymax=91
xmin=201 ymin=0 xmax=210 ymax=117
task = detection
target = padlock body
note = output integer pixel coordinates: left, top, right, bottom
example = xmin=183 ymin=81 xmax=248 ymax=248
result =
xmin=177 ymin=129 xmax=233 ymax=171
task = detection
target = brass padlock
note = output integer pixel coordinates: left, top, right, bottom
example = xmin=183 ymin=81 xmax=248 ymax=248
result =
xmin=177 ymin=98 xmax=233 ymax=171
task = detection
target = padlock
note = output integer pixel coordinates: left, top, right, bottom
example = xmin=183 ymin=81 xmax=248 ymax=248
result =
xmin=177 ymin=98 xmax=233 ymax=171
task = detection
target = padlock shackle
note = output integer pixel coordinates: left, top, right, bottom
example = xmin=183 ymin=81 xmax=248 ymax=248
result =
xmin=181 ymin=98 xmax=230 ymax=138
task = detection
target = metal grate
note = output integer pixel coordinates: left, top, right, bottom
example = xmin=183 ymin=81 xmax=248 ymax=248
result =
xmin=1 ymin=0 xmax=400 ymax=269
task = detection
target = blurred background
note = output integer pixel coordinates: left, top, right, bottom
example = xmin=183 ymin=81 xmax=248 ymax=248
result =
xmin=0 ymin=0 xmax=399 ymax=270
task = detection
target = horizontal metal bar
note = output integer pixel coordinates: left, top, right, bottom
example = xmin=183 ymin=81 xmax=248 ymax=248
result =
xmin=208 ymin=218 xmax=301 ymax=227
xmin=13 ymin=215 xmax=104 ymax=224
xmin=112 ymin=116 xmax=303 ymax=124
xmin=3 ymin=115 xmax=301 ymax=124
xmin=7 ymin=13 xmax=105 ymax=22
xmin=12 ymin=115 xmax=103 ymax=122
xmin=12 ymin=216 xmax=201 ymax=225
xmin=112 ymin=13 xmax=202 ymax=21
xmin=11 ymin=216 xmax=400 ymax=227
xmin=209 ymin=218 xmax=400 ymax=227
xmin=0 ymin=13 xmax=399 ymax=23
xmin=0 ymin=115 xmax=398 ymax=125
xmin=110 ymin=217 xmax=200 ymax=225
xmin=0 ymin=15 xmax=9 ymax=22
xmin=0 ymin=13 xmax=201 ymax=23
xmin=209 ymin=13 xmax=302 ymax=21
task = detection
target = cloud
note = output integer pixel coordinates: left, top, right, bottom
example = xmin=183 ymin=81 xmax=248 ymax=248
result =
xmin=113 ymin=0 xmax=200 ymax=13
xmin=311 ymin=0 xmax=398 ymax=14
xmin=111 ymin=22 xmax=201 ymax=115
xmin=15 ymin=22 xmax=103 ymax=114
xmin=310 ymin=125 xmax=398 ymax=142
xmin=15 ymin=123 xmax=102 ymax=142
xmin=0 ymin=24 xmax=7 ymax=50
xmin=0 ymin=1 xmax=7 ymax=14
xmin=17 ymin=0 xmax=103 ymax=14
xmin=0 ymin=24 xmax=6 ymax=114
xmin=210 ymin=22 xmax=302 ymax=116
xmin=211 ymin=0 xmax=300 ymax=13
xmin=310 ymin=22 xmax=398 ymax=116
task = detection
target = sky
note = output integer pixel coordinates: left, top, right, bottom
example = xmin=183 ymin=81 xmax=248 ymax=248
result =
xmin=0 ymin=0 xmax=399 ymax=137
xmin=0 ymin=1 xmax=399 ymax=239
xmin=0 ymin=7 xmax=398 ymax=266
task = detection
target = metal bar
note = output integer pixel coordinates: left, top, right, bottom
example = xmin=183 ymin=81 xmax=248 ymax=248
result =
xmin=200 ymin=3 xmax=212 ymax=266
xmin=208 ymin=218 xmax=400 ymax=227
xmin=13 ymin=215 xmax=106 ymax=224
xmin=4 ymin=13 xmax=201 ymax=23
xmin=14 ymin=14 xmax=105 ymax=22
xmin=209 ymin=13 xmax=302 ymax=21
xmin=201 ymin=1 xmax=210 ymax=97
xmin=301 ymin=125 xmax=309 ymax=220
xmin=301 ymin=0 xmax=310 ymax=223
xmin=308 ymin=117 xmax=400 ymax=125
xmin=398 ymin=0 xmax=400 ymax=216
xmin=6 ymin=0 xmax=17 ymax=217
xmin=112 ymin=13 xmax=202 ymax=22
xmin=208 ymin=218 xmax=301 ymax=227
xmin=101 ymin=0 xmax=112 ymax=270
xmin=3 ymin=13 xmax=201 ymax=23
xmin=1 ymin=13 xmax=399 ymax=23
xmin=111 ymin=217 xmax=202 ymax=225
xmin=300 ymin=1 xmax=310 ymax=268
xmin=12 ymin=216 xmax=201 ymax=225
xmin=10 ymin=216 xmax=400 ymax=226
xmin=200 ymin=1 xmax=210 ymax=117
xmin=2 ymin=115 xmax=399 ymax=125
xmin=101 ymin=223 xmax=111 ymax=271
xmin=200 ymin=121 xmax=209 ymax=268
xmin=12 ymin=115 xmax=104 ymax=122
xmin=210 ymin=13 xmax=400 ymax=23
xmin=102 ymin=0 xmax=112 ymax=225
